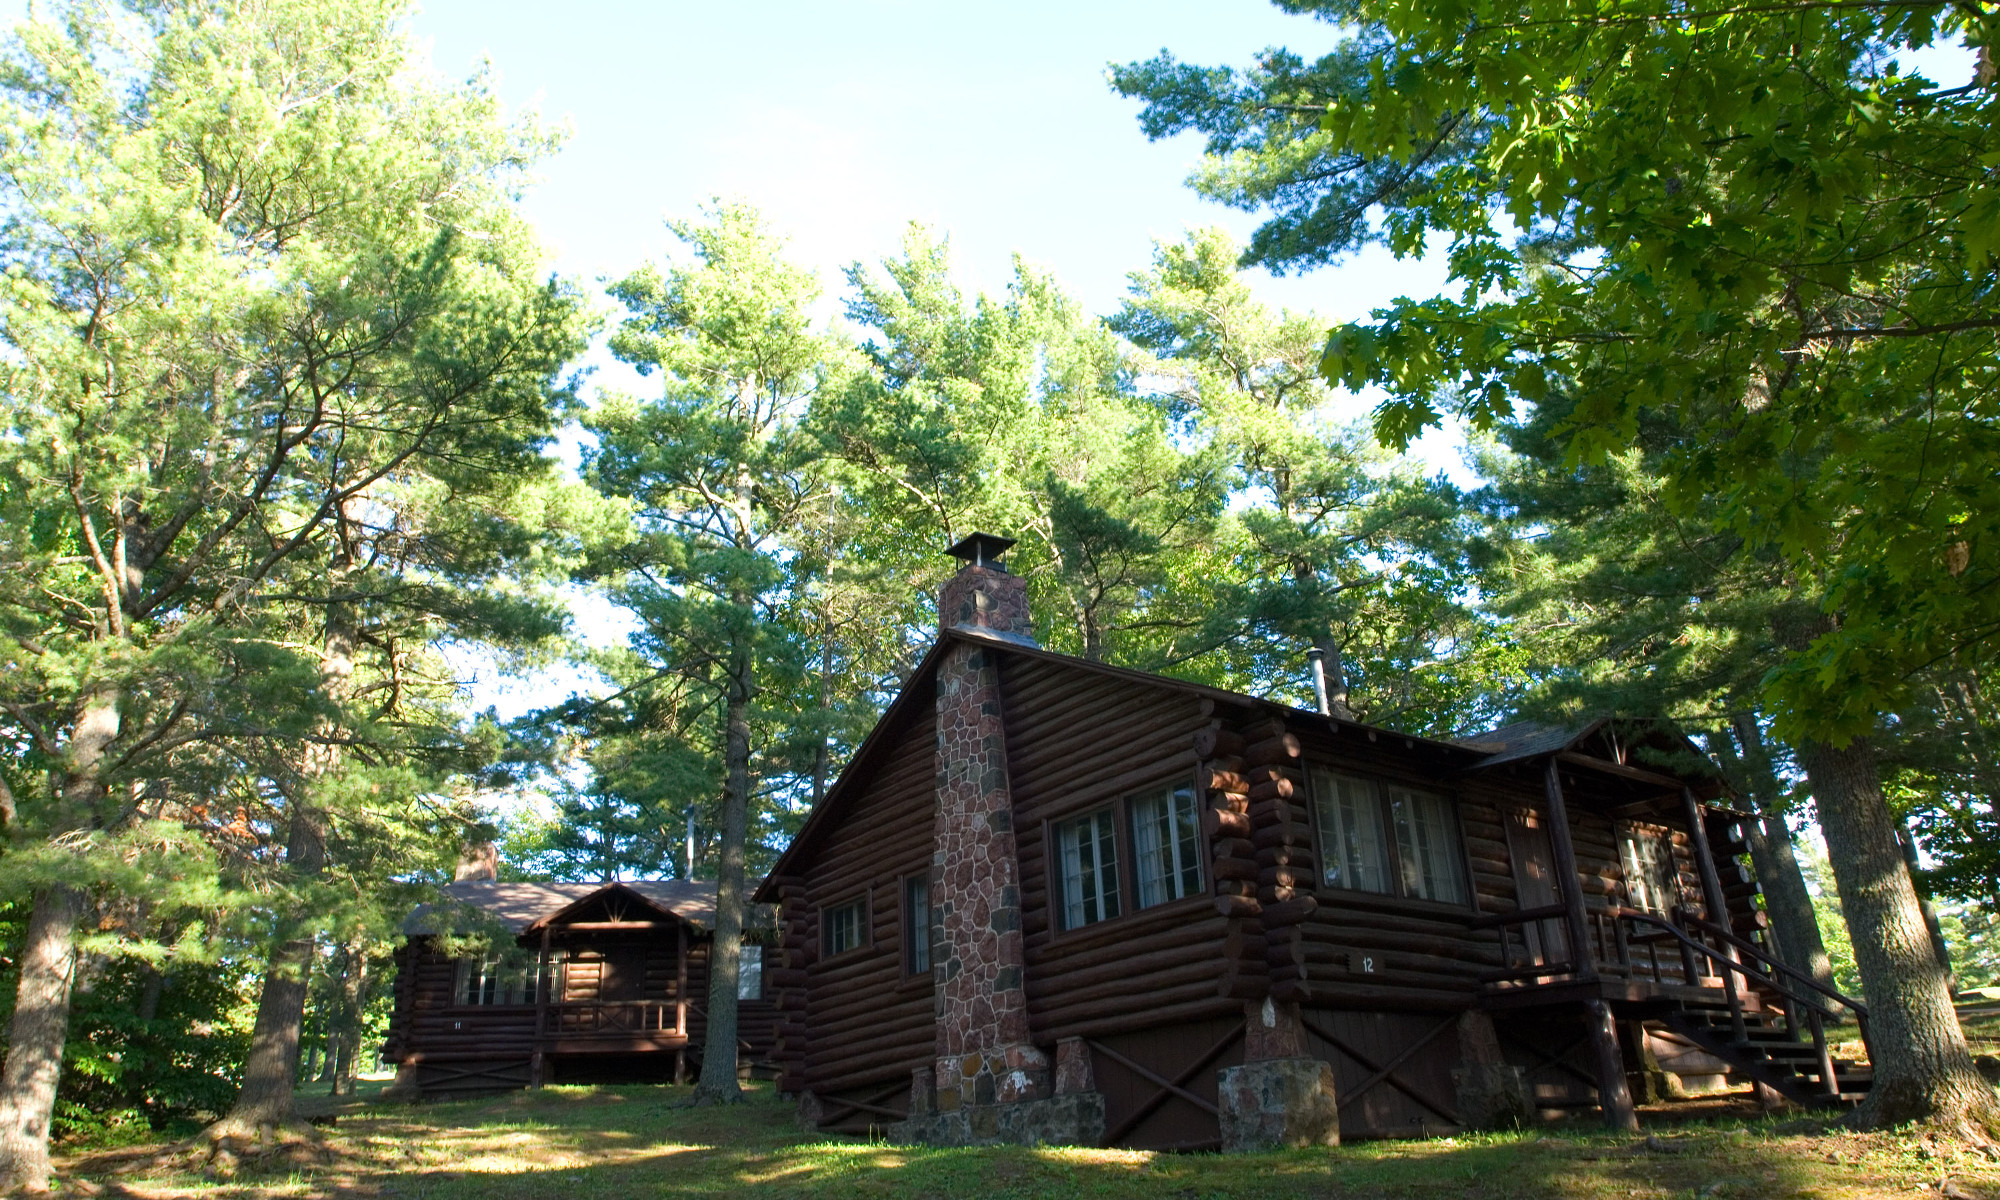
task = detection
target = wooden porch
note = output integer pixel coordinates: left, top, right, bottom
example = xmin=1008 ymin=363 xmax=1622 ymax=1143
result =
xmin=1467 ymin=758 xmax=1874 ymax=1120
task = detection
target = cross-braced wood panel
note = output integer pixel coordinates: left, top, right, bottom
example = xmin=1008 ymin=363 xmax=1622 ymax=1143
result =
xmin=1302 ymin=1009 xmax=1463 ymax=1138
xmin=1088 ymin=1015 xmax=1244 ymax=1151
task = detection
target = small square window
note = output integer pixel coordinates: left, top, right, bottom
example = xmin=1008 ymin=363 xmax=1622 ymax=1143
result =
xmin=1058 ymin=807 xmax=1121 ymax=930
xmin=822 ymin=897 xmax=866 ymax=957
xmin=904 ymin=873 xmax=934 ymax=975
xmin=1130 ymin=784 xmax=1204 ymax=908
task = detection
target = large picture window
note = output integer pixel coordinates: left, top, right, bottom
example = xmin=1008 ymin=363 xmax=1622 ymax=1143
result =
xmin=1310 ymin=768 xmax=1469 ymax=906
xmin=1058 ymin=807 xmax=1121 ymax=930
xmin=455 ymin=958 xmax=545 ymax=1006
xmin=1388 ymin=786 xmax=1469 ymax=905
xmin=822 ymin=896 xmax=867 ymax=957
xmin=1620 ymin=824 xmax=1679 ymax=914
xmin=1310 ymin=768 xmax=1393 ymax=894
xmin=1130 ymin=784 xmax=1203 ymax=908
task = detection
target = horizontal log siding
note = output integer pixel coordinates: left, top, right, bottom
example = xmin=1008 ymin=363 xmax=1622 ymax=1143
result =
xmin=799 ymin=705 xmax=936 ymax=1095
xmin=1000 ymin=655 xmax=1236 ymax=1042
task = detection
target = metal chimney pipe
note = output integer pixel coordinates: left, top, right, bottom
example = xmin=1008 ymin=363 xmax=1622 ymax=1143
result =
xmin=686 ymin=811 xmax=696 ymax=880
xmin=1307 ymin=647 xmax=1331 ymax=716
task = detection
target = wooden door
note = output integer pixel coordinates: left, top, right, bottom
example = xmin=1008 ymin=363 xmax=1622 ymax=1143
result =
xmin=1504 ymin=806 xmax=1570 ymax=964
xmin=600 ymin=948 xmax=649 ymax=1001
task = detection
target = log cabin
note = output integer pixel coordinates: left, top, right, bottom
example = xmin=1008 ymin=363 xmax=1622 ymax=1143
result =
xmin=382 ymin=877 xmax=779 ymax=1096
xmin=751 ymin=533 xmax=1875 ymax=1151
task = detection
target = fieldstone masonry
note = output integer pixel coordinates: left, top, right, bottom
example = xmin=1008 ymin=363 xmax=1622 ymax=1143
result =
xmin=931 ymin=629 xmax=1046 ymax=1111
xmin=1453 ymin=1010 xmax=1531 ymax=1129
xmin=1218 ymin=997 xmax=1341 ymax=1151
xmin=894 ymin=549 xmax=1103 ymax=1147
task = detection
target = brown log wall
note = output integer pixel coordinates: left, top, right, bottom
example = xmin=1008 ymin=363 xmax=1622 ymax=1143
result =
xmin=998 ymin=655 xmax=1240 ymax=1043
xmin=793 ymin=704 xmax=937 ymax=1100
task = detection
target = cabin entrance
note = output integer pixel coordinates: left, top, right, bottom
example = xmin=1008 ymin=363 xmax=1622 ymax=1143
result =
xmin=1503 ymin=805 xmax=1570 ymax=966
xmin=599 ymin=947 xmax=648 ymax=1001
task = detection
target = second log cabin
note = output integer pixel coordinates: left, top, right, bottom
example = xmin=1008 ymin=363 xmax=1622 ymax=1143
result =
xmin=752 ymin=534 xmax=1874 ymax=1151
xmin=383 ymin=878 xmax=779 ymax=1096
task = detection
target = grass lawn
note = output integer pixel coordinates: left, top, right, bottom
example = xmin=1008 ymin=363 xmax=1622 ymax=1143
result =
xmin=55 ymin=1078 xmax=2000 ymax=1200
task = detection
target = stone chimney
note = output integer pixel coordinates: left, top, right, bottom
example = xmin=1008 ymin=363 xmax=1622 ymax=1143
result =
xmin=897 ymin=534 xmax=1102 ymax=1145
xmin=937 ymin=532 xmax=1035 ymax=645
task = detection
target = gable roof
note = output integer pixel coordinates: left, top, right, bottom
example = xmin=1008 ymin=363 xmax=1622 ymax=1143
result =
xmin=403 ymin=878 xmax=719 ymax=937
xmin=752 ymin=626 xmax=1487 ymax=902
xmin=754 ymin=629 xmax=1741 ymax=904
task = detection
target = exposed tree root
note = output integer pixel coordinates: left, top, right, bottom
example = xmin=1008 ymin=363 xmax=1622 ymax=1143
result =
xmin=1840 ymin=1085 xmax=2000 ymax=1149
xmin=164 ymin=1115 xmax=326 ymax=1178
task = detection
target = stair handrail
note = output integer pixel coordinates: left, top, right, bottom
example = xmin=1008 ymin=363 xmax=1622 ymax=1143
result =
xmin=1614 ymin=907 xmax=1870 ymax=1100
xmin=1681 ymin=914 xmax=1869 ymax=1024
xmin=1609 ymin=907 xmax=1864 ymax=1030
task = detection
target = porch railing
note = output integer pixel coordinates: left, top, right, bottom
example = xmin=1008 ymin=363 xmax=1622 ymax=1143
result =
xmin=1474 ymin=901 xmax=1871 ymax=1098
xmin=542 ymin=1000 xmax=687 ymax=1037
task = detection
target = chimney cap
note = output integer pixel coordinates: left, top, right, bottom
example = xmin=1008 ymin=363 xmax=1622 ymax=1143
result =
xmin=945 ymin=532 xmax=1017 ymax=572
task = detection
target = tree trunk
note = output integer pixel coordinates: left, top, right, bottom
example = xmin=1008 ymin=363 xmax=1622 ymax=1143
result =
xmin=1716 ymin=715 xmax=1835 ymax=993
xmin=0 ymin=690 xmax=119 ymax=1192
xmin=1896 ymin=821 xmax=1956 ymax=988
xmin=331 ymin=949 xmax=368 ymax=1098
xmin=1797 ymin=737 xmax=1997 ymax=1134
xmin=692 ymin=635 xmax=753 ymax=1105
xmin=214 ymin=533 xmax=354 ymax=1135
xmin=1317 ymin=634 xmax=1354 ymax=720
xmin=316 ymin=944 xmax=348 ymax=1087
xmin=0 ymin=886 xmax=87 ymax=1193
xmin=216 ymin=806 xmax=327 ymax=1136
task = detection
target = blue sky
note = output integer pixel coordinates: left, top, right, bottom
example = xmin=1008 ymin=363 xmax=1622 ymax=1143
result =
xmin=409 ymin=0 xmax=1449 ymax=326
xmin=404 ymin=0 xmax=1471 ymax=716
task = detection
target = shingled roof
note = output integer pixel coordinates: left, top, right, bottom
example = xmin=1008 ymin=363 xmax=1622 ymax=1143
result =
xmin=402 ymin=879 xmax=718 ymax=937
xmin=1451 ymin=719 xmax=1605 ymax=768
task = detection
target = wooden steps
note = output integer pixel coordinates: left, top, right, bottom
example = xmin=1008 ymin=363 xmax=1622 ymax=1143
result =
xmin=1659 ymin=1001 xmax=1872 ymax=1108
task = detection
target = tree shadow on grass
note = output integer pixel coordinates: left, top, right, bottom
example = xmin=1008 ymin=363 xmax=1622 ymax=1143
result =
xmin=57 ymin=1085 xmax=2000 ymax=1200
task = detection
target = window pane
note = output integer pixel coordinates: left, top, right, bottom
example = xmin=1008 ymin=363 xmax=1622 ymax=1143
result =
xmin=1388 ymin=786 xmax=1468 ymax=905
xmin=1131 ymin=785 xmax=1204 ymax=909
xmin=905 ymin=875 xmax=932 ymax=974
xmin=1059 ymin=808 xmax=1121 ymax=928
xmin=1311 ymin=769 xmax=1392 ymax=894
xmin=1621 ymin=827 xmax=1678 ymax=914
xmin=824 ymin=900 xmax=865 ymax=955
xmin=738 ymin=944 xmax=764 ymax=1000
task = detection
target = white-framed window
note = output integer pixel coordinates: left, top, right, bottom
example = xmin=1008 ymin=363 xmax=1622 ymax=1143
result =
xmin=1311 ymin=768 xmax=1394 ymax=894
xmin=1620 ymin=824 xmax=1680 ymax=914
xmin=1130 ymin=784 xmax=1204 ymax=908
xmin=737 ymin=943 xmax=764 ymax=1000
xmin=1058 ymin=807 xmax=1122 ymax=930
xmin=1311 ymin=768 xmax=1470 ymax=906
xmin=904 ymin=873 xmax=934 ymax=975
xmin=455 ymin=958 xmax=545 ymax=1007
xmin=822 ymin=897 xmax=866 ymax=957
xmin=1388 ymin=785 xmax=1469 ymax=905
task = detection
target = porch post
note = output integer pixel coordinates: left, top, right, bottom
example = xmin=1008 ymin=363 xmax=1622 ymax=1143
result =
xmin=675 ymin=921 xmax=689 ymax=1084
xmin=1681 ymin=787 xmax=1736 ymax=933
xmin=1544 ymin=758 xmax=1638 ymax=1131
xmin=531 ymin=926 xmax=552 ymax=1088
xmin=1683 ymin=787 xmax=1748 ymax=1042
xmin=1541 ymin=759 xmax=1594 ymax=981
